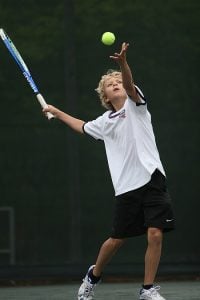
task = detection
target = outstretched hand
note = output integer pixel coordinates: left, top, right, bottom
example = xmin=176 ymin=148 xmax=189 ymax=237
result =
xmin=110 ymin=42 xmax=129 ymax=64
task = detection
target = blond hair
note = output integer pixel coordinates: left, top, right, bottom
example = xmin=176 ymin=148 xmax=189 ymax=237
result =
xmin=95 ymin=69 xmax=122 ymax=110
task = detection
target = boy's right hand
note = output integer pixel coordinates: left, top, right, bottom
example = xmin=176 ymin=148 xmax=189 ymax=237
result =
xmin=43 ymin=105 xmax=58 ymax=118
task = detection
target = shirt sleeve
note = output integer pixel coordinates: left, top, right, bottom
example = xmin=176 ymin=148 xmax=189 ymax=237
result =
xmin=83 ymin=115 xmax=104 ymax=140
xmin=134 ymin=85 xmax=147 ymax=106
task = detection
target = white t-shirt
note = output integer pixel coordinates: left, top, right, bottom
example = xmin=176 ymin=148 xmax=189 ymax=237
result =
xmin=83 ymin=87 xmax=165 ymax=196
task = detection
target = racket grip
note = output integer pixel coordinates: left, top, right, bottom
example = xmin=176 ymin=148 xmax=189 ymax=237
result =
xmin=36 ymin=93 xmax=54 ymax=120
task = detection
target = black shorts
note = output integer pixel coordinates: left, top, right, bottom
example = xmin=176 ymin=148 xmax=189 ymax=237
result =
xmin=111 ymin=169 xmax=175 ymax=238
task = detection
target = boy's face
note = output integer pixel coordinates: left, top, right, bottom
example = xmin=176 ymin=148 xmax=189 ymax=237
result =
xmin=104 ymin=75 xmax=127 ymax=104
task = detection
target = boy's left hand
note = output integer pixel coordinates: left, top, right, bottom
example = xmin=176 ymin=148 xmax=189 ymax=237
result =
xmin=110 ymin=42 xmax=129 ymax=64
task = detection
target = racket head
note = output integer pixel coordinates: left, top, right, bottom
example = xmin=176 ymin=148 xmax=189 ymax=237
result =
xmin=0 ymin=28 xmax=39 ymax=93
xmin=0 ymin=28 xmax=54 ymax=120
xmin=0 ymin=28 xmax=30 ymax=75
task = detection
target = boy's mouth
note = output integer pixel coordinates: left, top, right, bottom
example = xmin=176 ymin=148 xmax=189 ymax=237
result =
xmin=113 ymin=87 xmax=120 ymax=92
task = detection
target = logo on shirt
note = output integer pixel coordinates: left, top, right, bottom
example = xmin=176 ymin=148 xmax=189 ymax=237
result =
xmin=109 ymin=109 xmax=126 ymax=119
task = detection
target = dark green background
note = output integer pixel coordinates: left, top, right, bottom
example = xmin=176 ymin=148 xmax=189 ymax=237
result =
xmin=0 ymin=0 xmax=199 ymax=277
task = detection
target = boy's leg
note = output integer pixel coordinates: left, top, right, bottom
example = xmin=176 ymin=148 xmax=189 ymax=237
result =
xmin=78 ymin=238 xmax=125 ymax=300
xmin=93 ymin=237 xmax=125 ymax=277
xmin=140 ymin=228 xmax=166 ymax=300
xmin=144 ymin=227 xmax=163 ymax=285
xmin=93 ymin=228 xmax=162 ymax=282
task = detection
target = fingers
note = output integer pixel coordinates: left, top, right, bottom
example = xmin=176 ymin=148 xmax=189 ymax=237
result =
xmin=110 ymin=42 xmax=129 ymax=60
xmin=42 ymin=104 xmax=57 ymax=119
xmin=43 ymin=107 xmax=49 ymax=113
xmin=42 ymin=105 xmax=53 ymax=117
xmin=121 ymin=42 xmax=129 ymax=52
xmin=43 ymin=104 xmax=52 ymax=112
xmin=109 ymin=42 xmax=130 ymax=63
xmin=42 ymin=106 xmax=49 ymax=118
xmin=110 ymin=52 xmax=120 ymax=58
xmin=109 ymin=55 xmax=119 ymax=61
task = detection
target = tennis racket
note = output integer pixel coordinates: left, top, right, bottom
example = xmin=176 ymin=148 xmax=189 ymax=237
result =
xmin=0 ymin=28 xmax=54 ymax=119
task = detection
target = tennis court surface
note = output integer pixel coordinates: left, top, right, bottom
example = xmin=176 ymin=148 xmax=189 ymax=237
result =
xmin=0 ymin=281 xmax=200 ymax=300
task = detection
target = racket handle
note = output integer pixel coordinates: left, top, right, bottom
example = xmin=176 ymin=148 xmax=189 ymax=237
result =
xmin=36 ymin=93 xmax=54 ymax=120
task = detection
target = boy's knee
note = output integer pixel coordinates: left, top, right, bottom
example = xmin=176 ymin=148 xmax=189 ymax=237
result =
xmin=108 ymin=237 xmax=125 ymax=249
xmin=147 ymin=228 xmax=163 ymax=245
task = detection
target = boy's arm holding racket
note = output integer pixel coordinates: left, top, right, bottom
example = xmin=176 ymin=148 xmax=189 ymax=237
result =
xmin=43 ymin=105 xmax=85 ymax=133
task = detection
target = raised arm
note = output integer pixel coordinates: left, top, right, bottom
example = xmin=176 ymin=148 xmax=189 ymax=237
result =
xmin=110 ymin=42 xmax=141 ymax=103
xmin=43 ymin=105 xmax=85 ymax=133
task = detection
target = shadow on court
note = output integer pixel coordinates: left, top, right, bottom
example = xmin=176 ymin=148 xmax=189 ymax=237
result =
xmin=0 ymin=281 xmax=200 ymax=300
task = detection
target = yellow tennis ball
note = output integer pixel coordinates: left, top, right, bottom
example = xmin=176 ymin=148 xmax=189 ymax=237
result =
xmin=101 ymin=32 xmax=115 ymax=46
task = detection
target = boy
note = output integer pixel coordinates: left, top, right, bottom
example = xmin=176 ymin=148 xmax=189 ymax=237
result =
xmin=44 ymin=42 xmax=175 ymax=300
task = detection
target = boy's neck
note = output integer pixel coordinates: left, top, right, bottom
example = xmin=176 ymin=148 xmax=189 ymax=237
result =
xmin=111 ymin=97 xmax=126 ymax=111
